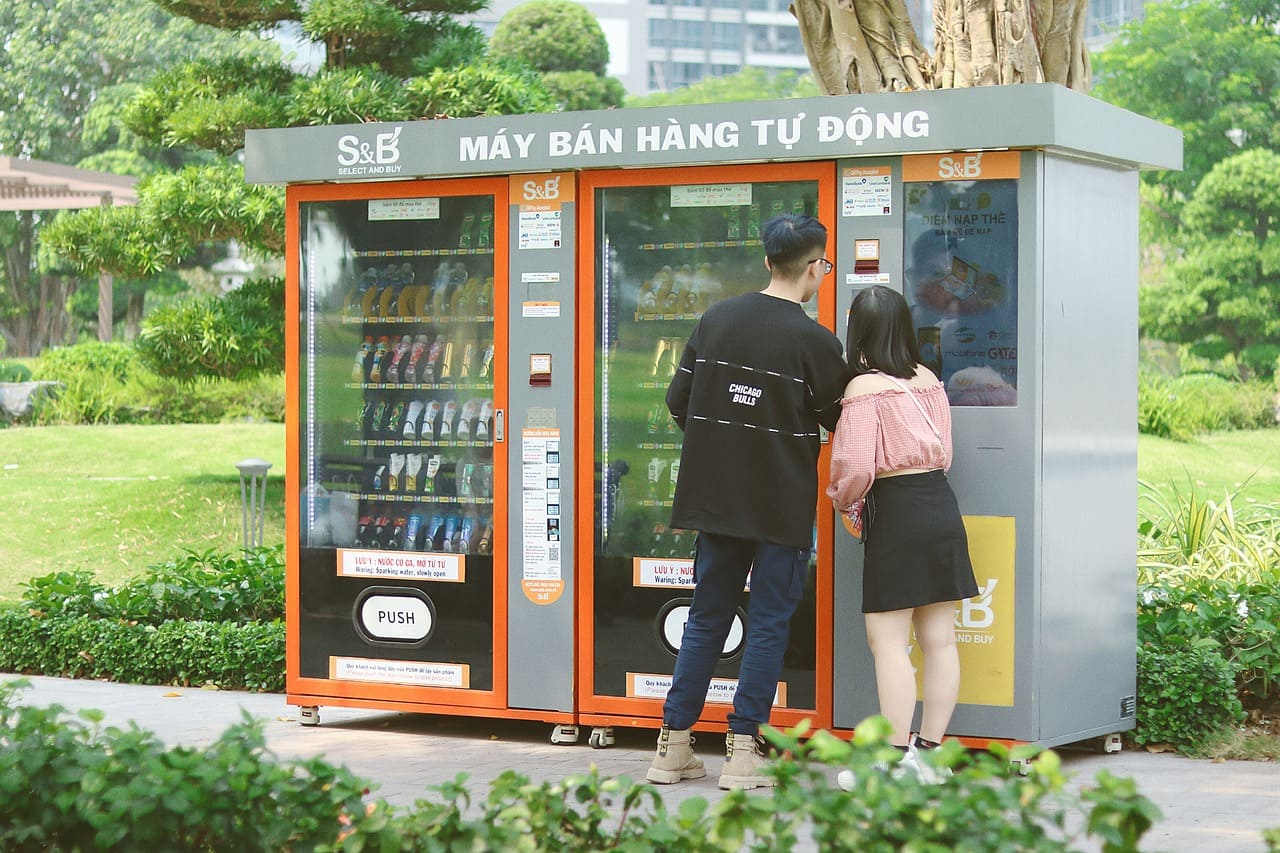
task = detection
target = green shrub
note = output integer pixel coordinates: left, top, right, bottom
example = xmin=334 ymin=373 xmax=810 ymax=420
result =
xmin=32 ymin=341 xmax=138 ymax=383
xmin=0 ymin=361 xmax=32 ymax=382
xmin=29 ymin=368 xmax=284 ymax=425
xmin=1134 ymin=642 xmax=1244 ymax=750
xmin=342 ymin=719 xmax=1160 ymax=851
xmin=0 ymin=613 xmax=284 ymax=691
xmin=1138 ymin=370 xmax=1275 ymax=439
xmin=21 ymin=547 xmax=284 ymax=624
xmin=0 ymin=689 xmax=1162 ymax=852
xmin=0 ymin=681 xmax=367 ymax=850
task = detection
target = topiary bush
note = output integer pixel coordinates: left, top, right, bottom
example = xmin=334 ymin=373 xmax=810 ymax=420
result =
xmin=1134 ymin=641 xmax=1244 ymax=750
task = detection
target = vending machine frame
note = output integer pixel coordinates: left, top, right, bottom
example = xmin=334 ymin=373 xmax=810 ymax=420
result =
xmin=574 ymin=163 xmax=840 ymax=736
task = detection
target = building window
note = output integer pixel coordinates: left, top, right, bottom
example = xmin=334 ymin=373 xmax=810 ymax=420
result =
xmin=711 ymin=21 xmax=741 ymax=51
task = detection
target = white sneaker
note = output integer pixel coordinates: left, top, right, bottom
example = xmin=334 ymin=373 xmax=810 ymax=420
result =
xmin=836 ymin=769 xmax=857 ymax=791
xmin=895 ymin=745 xmax=952 ymax=785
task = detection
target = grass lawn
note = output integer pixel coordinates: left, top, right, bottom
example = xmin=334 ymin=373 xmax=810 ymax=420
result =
xmin=1138 ymin=429 xmax=1280 ymax=505
xmin=0 ymin=423 xmax=285 ymax=603
xmin=1 ymin=422 xmax=1278 ymax=605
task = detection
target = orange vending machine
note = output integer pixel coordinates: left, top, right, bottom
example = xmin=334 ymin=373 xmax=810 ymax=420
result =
xmin=575 ymin=163 xmax=838 ymax=745
xmin=284 ymin=178 xmax=536 ymax=724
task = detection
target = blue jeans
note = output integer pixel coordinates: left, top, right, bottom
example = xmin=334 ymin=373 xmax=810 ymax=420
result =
xmin=663 ymin=531 xmax=810 ymax=736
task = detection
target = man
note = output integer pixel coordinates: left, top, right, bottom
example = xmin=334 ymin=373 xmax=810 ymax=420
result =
xmin=647 ymin=214 xmax=847 ymax=790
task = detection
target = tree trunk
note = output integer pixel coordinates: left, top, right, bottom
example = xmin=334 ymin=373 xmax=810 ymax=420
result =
xmin=1 ymin=212 xmax=77 ymax=357
xmin=125 ymin=290 xmax=146 ymax=342
xmin=791 ymin=0 xmax=1089 ymax=93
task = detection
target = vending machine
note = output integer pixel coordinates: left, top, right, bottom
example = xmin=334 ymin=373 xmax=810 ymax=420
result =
xmin=574 ymin=163 xmax=838 ymax=740
xmin=285 ymin=178 xmax=523 ymax=722
xmin=249 ymin=83 xmax=1180 ymax=749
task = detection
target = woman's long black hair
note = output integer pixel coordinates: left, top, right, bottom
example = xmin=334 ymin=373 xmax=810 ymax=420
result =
xmin=845 ymin=285 xmax=923 ymax=380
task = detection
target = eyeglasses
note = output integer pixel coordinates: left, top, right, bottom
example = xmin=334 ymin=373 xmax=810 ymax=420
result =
xmin=809 ymin=258 xmax=834 ymax=275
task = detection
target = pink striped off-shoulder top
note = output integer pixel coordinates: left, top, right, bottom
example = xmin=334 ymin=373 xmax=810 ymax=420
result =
xmin=826 ymin=379 xmax=953 ymax=513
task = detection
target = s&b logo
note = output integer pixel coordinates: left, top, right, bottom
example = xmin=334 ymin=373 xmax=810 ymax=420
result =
xmin=936 ymin=152 xmax=985 ymax=180
xmin=522 ymin=175 xmax=561 ymax=202
xmin=337 ymin=126 xmax=403 ymax=168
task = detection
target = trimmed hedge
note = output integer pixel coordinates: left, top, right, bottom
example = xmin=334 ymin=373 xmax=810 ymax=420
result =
xmin=0 ymin=612 xmax=283 ymax=692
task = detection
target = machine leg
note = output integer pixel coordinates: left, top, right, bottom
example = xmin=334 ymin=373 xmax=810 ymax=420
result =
xmin=1102 ymin=732 xmax=1123 ymax=754
xmin=549 ymin=724 xmax=579 ymax=745
xmin=299 ymin=706 xmax=320 ymax=727
xmin=587 ymin=726 xmax=616 ymax=749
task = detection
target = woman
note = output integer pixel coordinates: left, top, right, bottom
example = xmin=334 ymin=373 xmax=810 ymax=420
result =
xmin=827 ymin=285 xmax=978 ymax=786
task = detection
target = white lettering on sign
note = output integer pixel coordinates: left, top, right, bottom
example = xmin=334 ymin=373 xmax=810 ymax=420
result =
xmin=450 ymin=111 xmax=932 ymax=166
xmin=816 ymin=109 xmax=930 ymax=147
xmin=358 ymin=594 xmax=432 ymax=641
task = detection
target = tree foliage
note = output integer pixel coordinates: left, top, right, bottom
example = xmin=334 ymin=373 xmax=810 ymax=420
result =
xmin=1141 ymin=149 xmax=1280 ymax=376
xmin=628 ymin=68 xmax=822 ymax=108
xmin=487 ymin=0 xmax=624 ymax=110
xmin=0 ymin=0 xmax=275 ymax=355
xmin=1094 ymin=0 xmax=1280 ymax=376
xmin=489 ymin=0 xmax=610 ymax=75
xmin=1094 ymin=0 xmax=1280 ymax=203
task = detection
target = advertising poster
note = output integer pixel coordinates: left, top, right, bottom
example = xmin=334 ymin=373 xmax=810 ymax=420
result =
xmin=911 ymin=515 xmax=1016 ymax=706
xmin=903 ymin=152 xmax=1019 ymax=407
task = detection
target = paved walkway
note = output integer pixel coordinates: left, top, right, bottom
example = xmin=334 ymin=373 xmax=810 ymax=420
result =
xmin=4 ymin=674 xmax=1278 ymax=851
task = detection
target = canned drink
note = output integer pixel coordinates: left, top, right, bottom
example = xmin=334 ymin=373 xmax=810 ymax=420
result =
xmin=918 ymin=326 xmax=943 ymax=377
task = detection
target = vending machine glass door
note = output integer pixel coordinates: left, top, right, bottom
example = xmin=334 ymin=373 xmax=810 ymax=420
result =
xmin=579 ymin=164 xmax=835 ymax=727
xmin=290 ymin=179 xmax=507 ymax=709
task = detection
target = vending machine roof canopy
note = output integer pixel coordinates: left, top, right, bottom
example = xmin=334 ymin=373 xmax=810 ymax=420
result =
xmin=244 ymin=83 xmax=1181 ymax=186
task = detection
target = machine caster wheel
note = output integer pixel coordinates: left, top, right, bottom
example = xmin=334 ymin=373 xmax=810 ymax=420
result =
xmin=299 ymin=706 xmax=320 ymax=727
xmin=1011 ymin=756 xmax=1033 ymax=776
xmin=550 ymin=724 xmax=579 ymax=745
xmin=588 ymin=727 xmax=616 ymax=749
xmin=1102 ymin=733 xmax=1123 ymax=754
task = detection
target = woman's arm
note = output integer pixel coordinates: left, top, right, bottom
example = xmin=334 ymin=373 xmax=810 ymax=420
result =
xmin=826 ymin=396 xmax=879 ymax=511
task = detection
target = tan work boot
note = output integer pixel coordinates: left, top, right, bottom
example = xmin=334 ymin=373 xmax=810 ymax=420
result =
xmin=646 ymin=725 xmax=706 ymax=784
xmin=718 ymin=731 xmax=775 ymax=790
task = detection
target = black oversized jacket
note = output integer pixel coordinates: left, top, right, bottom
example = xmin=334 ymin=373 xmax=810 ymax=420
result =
xmin=666 ymin=291 xmax=847 ymax=547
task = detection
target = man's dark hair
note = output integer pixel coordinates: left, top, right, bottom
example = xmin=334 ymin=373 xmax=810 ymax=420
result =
xmin=846 ymin=285 xmax=923 ymax=380
xmin=762 ymin=214 xmax=827 ymax=279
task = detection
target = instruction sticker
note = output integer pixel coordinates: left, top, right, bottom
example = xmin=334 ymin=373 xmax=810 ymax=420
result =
xmin=337 ymin=549 xmax=464 ymax=583
xmin=626 ymin=673 xmax=787 ymax=706
xmin=330 ymin=657 xmax=470 ymax=688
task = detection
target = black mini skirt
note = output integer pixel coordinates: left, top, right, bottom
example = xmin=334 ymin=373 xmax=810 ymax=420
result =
xmin=861 ymin=470 xmax=979 ymax=613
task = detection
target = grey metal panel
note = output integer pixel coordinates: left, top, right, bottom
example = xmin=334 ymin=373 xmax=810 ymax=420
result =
xmin=505 ymin=196 xmax=576 ymax=713
xmin=831 ymin=153 xmax=1042 ymax=741
xmin=1037 ymin=155 xmax=1138 ymax=740
xmin=245 ymin=86 xmax=1181 ymax=185
xmin=944 ymin=151 xmax=1043 ymax=741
